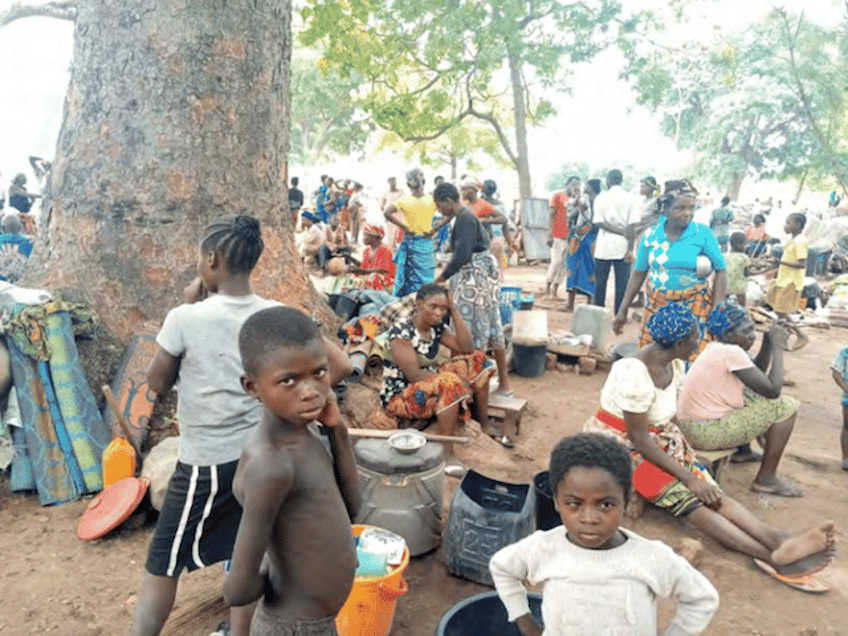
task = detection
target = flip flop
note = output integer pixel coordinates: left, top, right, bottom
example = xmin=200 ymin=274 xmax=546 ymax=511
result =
xmin=494 ymin=390 xmax=515 ymax=398
xmin=482 ymin=426 xmax=515 ymax=448
xmin=750 ymin=481 xmax=804 ymax=497
xmin=753 ymin=558 xmax=830 ymax=594
xmin=731 ymin=450 xmax=763 ymax=463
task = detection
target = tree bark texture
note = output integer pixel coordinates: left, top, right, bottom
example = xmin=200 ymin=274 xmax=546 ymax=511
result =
xmin=27 ymin=0 xmax=317 ymax=340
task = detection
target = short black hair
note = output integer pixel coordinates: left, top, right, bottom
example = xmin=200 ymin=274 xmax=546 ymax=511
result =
xmin=433 ymin=182 xmax=460 ymax=203
xmin=549 ymin=433 xmax=632 ymax=499
xmin=201 ymin=215 xmax=264 ymax=275
xmin=586 ymin=179 xmax=602 ymax=195
xmin=607 ymin=169 xmax=623 ymax=186
xmin=788 ymin=212 xmax=807 ymax=231
xmin=291 ymin=176 xmax=299 ymax=186
xmin=753 ymin=214 xmax=765 ymax=224
xmin=239 ymin=306 xmax=322 ymax=375
xmin=416 ymin=282 xmax=448 ymax=301
xmin=729 ymin=231 xmax=746 ymax=249
xmin=721 ymin=196 xmax=731 ymax=206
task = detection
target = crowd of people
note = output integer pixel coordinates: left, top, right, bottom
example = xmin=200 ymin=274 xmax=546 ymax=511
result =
xmin=3 ymin=154 xmax=842 ymax=633
xmin=0 ymin=165 xmax=42 ymax=283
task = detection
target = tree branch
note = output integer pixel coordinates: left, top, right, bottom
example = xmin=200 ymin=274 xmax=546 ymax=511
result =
xmin=1 ymin=1 xmax=77 ymax=27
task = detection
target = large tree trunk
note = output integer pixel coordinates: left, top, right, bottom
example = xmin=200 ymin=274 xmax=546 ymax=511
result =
xmin=726 ymin=172 xmax=746 ymax=201
xmin=26 ymin=0 xmax=318 ymax=341
xmin=508 ymin=52 xmax=532 ymax=200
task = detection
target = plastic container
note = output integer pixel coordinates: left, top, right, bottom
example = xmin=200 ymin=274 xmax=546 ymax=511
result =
xmin=533 ymin=471 xmax=562 ymax=531
xmin=511 ymin=343 xmax=547 ymax=378
xmin=500 ymin=286 xmax=522 ymax=325
xmin=511 ymin=310 xmax=547 ymax=345
xmin=444 ymin=470 xmax=535 ymax=586
xmin=571 ymin=305 xmax=611 ymax=353
xmin=437 ymin=591 xmax=543 ymax=636
xmin=102 ymin=436 xmax=136 ymax=489
xmin=354 ymin=438 xmax=445 ymax=556
xmin=518 ymin=293 xmax=535 ymax=310
xmin=336 ymin=524 xmax=409 ymax=636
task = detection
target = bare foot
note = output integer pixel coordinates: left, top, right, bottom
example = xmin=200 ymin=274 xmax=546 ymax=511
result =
xmin=771 ymin=522 xmax=836 ymax=566
xmin=773 ymin=545 xmax=836 ymax=578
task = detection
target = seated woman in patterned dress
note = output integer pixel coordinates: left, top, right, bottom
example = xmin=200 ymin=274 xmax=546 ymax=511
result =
xmin=677 ymin=302 xmax=801 ymax=496
xmin=380 ymin=283 xmax=499 ymax=475
xmin=586 ymin=303 xmax=835 ymax=592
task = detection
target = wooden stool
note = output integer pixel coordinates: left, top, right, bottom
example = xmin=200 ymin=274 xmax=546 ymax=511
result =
xmin=696 ymin=448 xmax=736 ymax=484
xmin=487 ymin=394 xmax=528 ymax=442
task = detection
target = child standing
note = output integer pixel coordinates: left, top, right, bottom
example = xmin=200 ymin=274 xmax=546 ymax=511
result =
xmin=490 ymin=433 xmax=718 ymax=636
xmin=831 ymin=346 xmax=848 ymax=470
xmin=767 ymin=212 xmax=807 ymax=321
xmin=224 ymin=306 xmax=361 ymax=635
xmin=130 ymin=216 xmax=352 ymax=636
xmin=725 ymin=232 xmax=752 ymax=307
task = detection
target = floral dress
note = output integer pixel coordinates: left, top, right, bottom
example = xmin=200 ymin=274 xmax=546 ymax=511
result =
xmin=380 ymin=317 xmax=493 ymax=421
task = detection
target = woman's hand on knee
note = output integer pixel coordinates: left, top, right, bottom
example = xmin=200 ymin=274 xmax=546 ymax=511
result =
xmin=686 ymin=477 xmax=722 ymax=508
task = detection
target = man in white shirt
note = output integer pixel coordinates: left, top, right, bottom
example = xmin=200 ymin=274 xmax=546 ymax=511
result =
xmin=592 ymin=169 xmax=638 ymax=313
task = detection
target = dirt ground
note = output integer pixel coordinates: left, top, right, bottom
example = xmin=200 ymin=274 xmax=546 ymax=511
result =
xmin=1 ymin=265 xmax=847 ymax=635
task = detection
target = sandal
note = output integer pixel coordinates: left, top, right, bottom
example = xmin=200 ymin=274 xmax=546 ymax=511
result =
xmin=750 ymin=481 xmax=804 ymax=498
xmin=753 ymin=558 xmax=829 ymax=593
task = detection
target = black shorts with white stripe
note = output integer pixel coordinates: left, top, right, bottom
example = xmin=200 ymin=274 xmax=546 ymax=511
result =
xmin=145 ymin=459 xmax=242 ymax=577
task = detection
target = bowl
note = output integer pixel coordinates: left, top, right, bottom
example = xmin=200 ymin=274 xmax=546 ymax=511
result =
xmin=388 ymin=430 xmax=427 ymax=454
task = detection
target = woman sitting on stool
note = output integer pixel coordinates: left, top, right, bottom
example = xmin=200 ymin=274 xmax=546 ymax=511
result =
xmin=380 ymin=283 xmax=501 ymax=476
xmin=676 ymin=302 xmax=802 ymax=496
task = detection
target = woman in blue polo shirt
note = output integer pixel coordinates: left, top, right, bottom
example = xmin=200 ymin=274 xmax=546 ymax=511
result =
xmin=613 ymin=179 xmax=728 ymax=361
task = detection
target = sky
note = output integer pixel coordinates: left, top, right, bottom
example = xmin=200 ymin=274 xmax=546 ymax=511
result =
xmin=0 ymin=0 xmax=844 ymax=207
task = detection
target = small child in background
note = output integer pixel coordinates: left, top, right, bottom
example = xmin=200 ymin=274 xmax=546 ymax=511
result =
xmin=224 ymin=306 xmax=361 ymax=636
xmin=830 ymin=346 xmax=848 ymax=470
xmin=725 ymin=231 xmax=752 ymax=307
xmin=767 ymin=212 xmax=808 ymax=321
xmin=490 ymin=433 xmax=718 ymax=636
xmin=746 ymin=214 xmax=769 ymax=257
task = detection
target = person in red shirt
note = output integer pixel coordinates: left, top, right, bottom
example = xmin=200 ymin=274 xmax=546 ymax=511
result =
xmin=350 ymin=224 xmax=396 ymax=291
xmin=545 ymin=182 xmax=572 ymax=298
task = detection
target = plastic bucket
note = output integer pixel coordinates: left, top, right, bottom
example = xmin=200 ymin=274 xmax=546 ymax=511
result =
xmin=512 ymin=343 xmax=547 ymax=378
xmin=533 ymin=471 xmax=562 ymax=531
xmin=512 ymin=310 xmax=547 ymax=344
xmin=336 ymin=524 xmax=409 ymax=636
xmin=437 ymin=591 xmax=543 ymax=636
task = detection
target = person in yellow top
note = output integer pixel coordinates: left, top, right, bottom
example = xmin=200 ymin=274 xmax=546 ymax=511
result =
xmin=384 ymin=167 xmax=439 ymax=296
xmin=767 ymin=213 xmax=808 ymax=319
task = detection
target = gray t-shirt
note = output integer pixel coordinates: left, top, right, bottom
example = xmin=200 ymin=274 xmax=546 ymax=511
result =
xmin=157 ymin=293 xmax=280 ymax=465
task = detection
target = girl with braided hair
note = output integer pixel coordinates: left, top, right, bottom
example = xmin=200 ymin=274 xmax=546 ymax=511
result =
xmin=131 ymin=216 xmax=352 ymax=636
xmin=587 ymin=303 xmax=836 ymax=592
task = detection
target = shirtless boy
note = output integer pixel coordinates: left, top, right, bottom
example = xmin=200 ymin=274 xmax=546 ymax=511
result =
xmin=224 ymin=306 xmax=361 ymax=635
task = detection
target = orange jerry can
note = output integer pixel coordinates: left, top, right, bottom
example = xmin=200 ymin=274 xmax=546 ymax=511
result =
xmin=102 ymin=436 xmax=137 ymax=489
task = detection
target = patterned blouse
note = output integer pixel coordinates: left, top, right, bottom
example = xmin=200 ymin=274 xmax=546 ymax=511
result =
xmin=380 ymin=318 xmax=445 ymax=405
xmin=635 ymin=221 xmax=725 ymax=291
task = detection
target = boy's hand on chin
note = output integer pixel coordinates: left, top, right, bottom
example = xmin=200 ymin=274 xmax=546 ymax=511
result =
xmin=318 ymin=393 xmax=345 ymax=430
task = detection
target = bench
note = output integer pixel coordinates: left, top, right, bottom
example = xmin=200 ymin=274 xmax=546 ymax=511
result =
xmin=487 ymin=394 xmax=528 ymax=443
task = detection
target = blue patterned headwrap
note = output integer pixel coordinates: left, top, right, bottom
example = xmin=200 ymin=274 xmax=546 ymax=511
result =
xmin=646 ymin=302 xmax=698 ymax=347
xmin=706 ymin=302 xmax=749 ymax=339
xmin=301 ymin=211 xmax=319 ymax=224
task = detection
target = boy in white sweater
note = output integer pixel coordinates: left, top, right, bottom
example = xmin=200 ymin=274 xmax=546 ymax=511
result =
xmin=490 ymin=433 xmax=719 ymax=636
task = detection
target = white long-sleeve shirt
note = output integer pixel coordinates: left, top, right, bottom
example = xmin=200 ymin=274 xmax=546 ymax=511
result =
xmin=489 ymin=527 xmax=718 ymax=636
